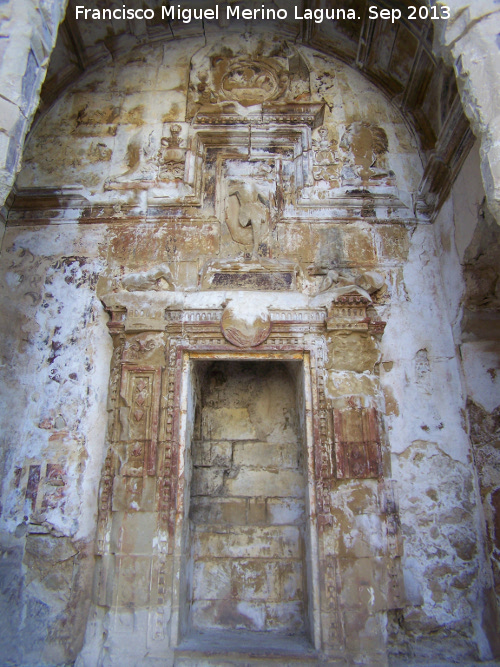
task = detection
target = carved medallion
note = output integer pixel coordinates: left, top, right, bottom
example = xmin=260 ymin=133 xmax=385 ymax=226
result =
xmin=219 ymin=61 xmax=285 ymax=106
xmin=221 ymin=302 xmax=271 ymax=347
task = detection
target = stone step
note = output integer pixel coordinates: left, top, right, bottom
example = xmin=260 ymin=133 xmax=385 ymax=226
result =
xmin=174 ymin=653 xmax=322 ymax=666
xmin=173 ymin=630 xmax=329 ymax=666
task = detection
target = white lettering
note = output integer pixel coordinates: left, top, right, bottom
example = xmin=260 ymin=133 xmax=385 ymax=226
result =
xmin=75 ymin=5 xmax=156 ymax=20
xmin=227 ymin=5 xmax=239 ymax=19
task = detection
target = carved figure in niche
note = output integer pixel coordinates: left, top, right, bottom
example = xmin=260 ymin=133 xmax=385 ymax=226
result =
xmin=157 ymin=124 xmax=186 ymax=181
xmin=226 ymin=179 xmax=271 ymax=258
xmin=340 ymin=122 xmax=395 ymax=185
xmin=121 ymin=264 xmax=175 ymax=292
xmin=312 ymin=127 xmax=340 ymax=184
xmin=197 ymin=72 xmax=217 ymax=105
xmin=105 ymin=125 xmax=187 ymax=190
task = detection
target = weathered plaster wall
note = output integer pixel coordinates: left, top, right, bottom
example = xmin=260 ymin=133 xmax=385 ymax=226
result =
xmin=376 ymin=174 xmax=498 ymax=661
xmin=433 ymin=142 xmax=500 ymax=652
xmin=0 ymin=223 xmax=111 ymax=665
xmin=0 ymin=30 xmax=498 ymax=667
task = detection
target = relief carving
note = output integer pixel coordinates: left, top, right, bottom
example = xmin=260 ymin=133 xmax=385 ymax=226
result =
xmin=226 ymin=181 xmax=271 ymax=257
xmin=187 ymin=40 xmax=311 ymax=121
xmin=340 ymin=122 xmax=395 ymax=186
xmin=157 ymin=124 xmax=187 ymax=181
xmin=221 ymin=301 xmax=271 ymax=348
xmin=121 ymin=264 xmax=175 ymax=292
xmin=310 ymin=266 xmax=386 ymax=304
xmin=309 ymin=122 xmax=395 ymax=190
xmin=312 ymin=127 xmax=340 ymax=185
xmin=217 ymin=60 xmax=288 ymax=106
xmin=119 ymin=366 xmax=161 ymax=475
xmin=105 ymin=124 xmax=187 ymax=191
xmin=124 ymin=333 xmax=163 ymax=361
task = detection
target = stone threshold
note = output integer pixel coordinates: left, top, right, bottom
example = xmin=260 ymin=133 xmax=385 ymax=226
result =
xmin=174 ymin=629 xmax=320 ymax=665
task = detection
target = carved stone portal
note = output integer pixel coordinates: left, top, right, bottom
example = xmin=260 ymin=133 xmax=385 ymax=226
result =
xmin=96 ymin=285 xmax=403 ymax=663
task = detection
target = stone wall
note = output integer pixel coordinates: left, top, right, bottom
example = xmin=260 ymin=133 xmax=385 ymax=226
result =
xmin=189 ymin=361 xmax=307 ymax=635
xmin=0 ymin=0 xmax=68 ymax=235
xmin=435 ymin=0 xmax=500 ymax=226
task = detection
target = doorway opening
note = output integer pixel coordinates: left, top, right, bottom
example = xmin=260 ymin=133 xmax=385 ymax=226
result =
xmin=174 ymin=354 xmax=319 ymax=656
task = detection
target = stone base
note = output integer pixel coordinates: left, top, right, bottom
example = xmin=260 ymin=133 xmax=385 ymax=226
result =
xmin=174 ymin=629 xmax=323 ymax=666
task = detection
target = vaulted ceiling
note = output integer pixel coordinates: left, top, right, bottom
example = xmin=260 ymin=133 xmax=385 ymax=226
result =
xmin=34 ymin=0 xmax=474 ymax=220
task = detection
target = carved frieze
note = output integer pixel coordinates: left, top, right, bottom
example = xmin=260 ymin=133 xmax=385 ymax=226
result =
xmin=201 ymin=259 xmax=298 ymax=291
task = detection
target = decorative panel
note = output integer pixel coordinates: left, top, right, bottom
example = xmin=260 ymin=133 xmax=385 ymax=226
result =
xmin=120 ymin=365 xmax=162 ymax=476
xmin=333 ymin=407 xmax=381 ymax=478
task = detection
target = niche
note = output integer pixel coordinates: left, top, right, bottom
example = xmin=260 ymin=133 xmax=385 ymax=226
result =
xmin=176 ymin=357 xmax=318 ymax=653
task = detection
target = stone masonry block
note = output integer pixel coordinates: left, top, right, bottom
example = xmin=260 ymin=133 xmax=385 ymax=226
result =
xmin=247 ymin=498 xmax=267 ymax=524
xmin=264 ymin=601 xmax=305 ymax=632
xmin=193 ymin=559 xmax=232 ymax=600
xmin=266 ymin=498 xmax=305 ymax=525
xmin=225 ymin=469 xmax=305 ymax=498
xmin=115 ymin=556 xmax=153 ymax=608
xmin=202 ymin=408 xmax=257 ymax=440
xmin=0 ymin=96 xmax=21 ymax=135
xmin=233 ymin=441 xmax=300 ymax=469
xmin=191 ymin=467 xmax=225 ymax=496
xmin=193 ymin=525 xmax=302 ymax=559
xmin=230 ymin=559 xmax=273 ymax=601
xmin=192 ymin=441 xmax=232 ymax=467
xmin=191 ymin=599 xmax=266 ymax=631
